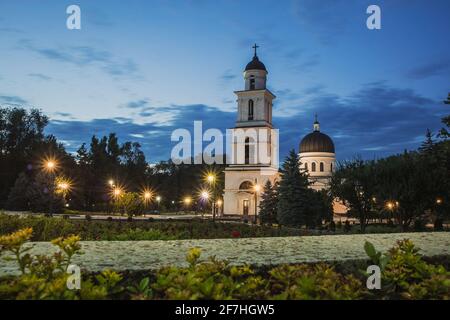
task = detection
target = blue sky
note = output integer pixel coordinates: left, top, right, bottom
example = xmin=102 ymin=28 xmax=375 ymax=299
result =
xmin=0 ymin=0 xmax=449 ymax=163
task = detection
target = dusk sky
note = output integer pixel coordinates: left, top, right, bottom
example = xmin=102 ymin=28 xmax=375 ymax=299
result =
xmin=0 ymin=0 xmax=449 ymax=163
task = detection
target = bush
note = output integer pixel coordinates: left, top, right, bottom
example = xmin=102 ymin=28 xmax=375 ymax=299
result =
xmin=434 ymin=218 xmax=444 ymax=231
xmin=344 ymin=221 xmax=351 ymax=232
xmin=0 ymin=214 xmax=300 ymax=241
xmin=0 ymin=229 xmax=448 ymax=300
xmin=413 ymin=219 xmax=426 ymax=232
xmin=329 ymin=221 xmax=336 ymax=232
xmin=365 ymin=239 xmax=450 ymax=300
xmin=114 ymin=192 xmax=145 ymax=217
xmin=0 ymin=228 xmax=123 ymax=299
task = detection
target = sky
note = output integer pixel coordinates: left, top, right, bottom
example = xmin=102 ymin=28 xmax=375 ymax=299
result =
xmin=0 ymin=0 xmax=449 ymax=163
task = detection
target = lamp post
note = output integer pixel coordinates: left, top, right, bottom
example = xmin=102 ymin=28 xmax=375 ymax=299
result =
xmin=156 ymin=195 xmax=161 ymax=212
xmin=206 ymin=173 xmax=216 ymax=221
xmin=200 ymin=190 xmax=210 ymax=218
xmin=42 ymin=158 xmax=58 ymax=216
xmin=216 ymin=199 xmax=222 ymax=216
xmin=253 ymin=182 xmax=261 ymax=224
xmin=184 ymin=197 xmax=192 ymax=212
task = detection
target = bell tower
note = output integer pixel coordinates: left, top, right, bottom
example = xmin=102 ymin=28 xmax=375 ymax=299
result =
xmin=235 ymin=44 xmax=274 ymax=129
xmin=223 ymin=45 xmax=279 ymax=218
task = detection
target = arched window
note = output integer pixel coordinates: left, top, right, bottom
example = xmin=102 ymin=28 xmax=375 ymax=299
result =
xmin=311 ymin=162 xmax=316 ymax=172
xmin=320 ymin=162 xmax=324 ymax=172
xmin=239 ymin=181 xmax=253 ymax=190
xmin=245 ymin=137 xmax=250 ymax=164
xmin=249 ymin=76 xmax=255 ymax=90
xmin=330 ymin=163 xmax=333 ymax=172
xmin=305 ymin=163 xmax=308 ymax=171
xmin=248 ymin=100 xmax=254 ymax=121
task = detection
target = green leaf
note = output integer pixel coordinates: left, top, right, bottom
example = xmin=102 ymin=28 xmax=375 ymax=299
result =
xmin=364 ymin=241 xmax=377 ymax=261
xmin=140 ymin=277 xmax=150 ymax=290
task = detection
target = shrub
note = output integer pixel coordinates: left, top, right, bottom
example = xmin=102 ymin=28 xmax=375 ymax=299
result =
xmin=365 ymin=239 xmax=450 ymax=300
xmin=114 ymin=192 xmax=145 ymax=217
xmin=0 ymin=229 xmax=448 ymax=300
xmin=434 ymin=218 xmax=444 ymax=231
xmin=344 ymin=221 xmax=351 ymax=232
xmin=0 ymin=228 xmax=123 ymax=300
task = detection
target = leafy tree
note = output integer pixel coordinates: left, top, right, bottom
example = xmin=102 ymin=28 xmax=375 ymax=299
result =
xmin=0 ymin=107 xmax=48 ymax=206
xmin=6 ymin=172 xmax=32 ymax=211
xmin=26 ymin=171 xmax=65 ymax=214
xmin=258 ymin=180 xmax=278 ymax=225
xmin=330 ymin=158 xmax=378 ymax=232
xmin=276 ymin=150 xmax=311 ymax=227
xmin=114 ymin=192 xmax=145 ymax=217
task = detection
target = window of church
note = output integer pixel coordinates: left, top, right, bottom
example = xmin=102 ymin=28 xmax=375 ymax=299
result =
xmin=248 ymin=100 xmax=254 ymax=120
xmin=239 ymin=181 xmax=253 ymax=190
xmin=245 ymin=137 xmax=250 ymax=164
xmin=250 ymin=77 xmax=255 ymax=90
xmin=311 ymin=162 xmax=316 ymax=172
xmin=330 ymin=163 xmax=333 ymax=172
xmin=305 ymin=162 xmax=308 ymax=171
xmin=320 ymin=162 xmax=324 ymax=172
xmin=248 ymin=99 xmax=254 ymax=120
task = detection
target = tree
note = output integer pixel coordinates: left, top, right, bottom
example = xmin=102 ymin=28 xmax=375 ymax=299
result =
xmin=276 ymin=150 xmax=311 ymax=227
xmin=6 ymin=172 xmax=32 ymax=211
xmin=0 ymin=107 xmax=48 ymax=206
xmin=26 ymin=171 xmax=65 ymax=214
xmin=259 ymin=180 xmax=278 ymax=225
xmin=114 ymin=192 xmax=145 ymax=217
xmin=330 ymin=158 xmax=377 ymax=232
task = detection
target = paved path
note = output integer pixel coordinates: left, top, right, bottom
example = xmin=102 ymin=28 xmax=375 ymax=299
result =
xmin=1 ymin=232 xmax=449 ymax=276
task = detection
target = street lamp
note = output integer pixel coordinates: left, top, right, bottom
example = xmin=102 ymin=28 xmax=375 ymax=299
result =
xmin=253 ymin=182 xmax=261 ymax=224
xmin=155 ymin=195 xmax=161 ymax=211
xmin=184 ymin=197 xmax=192 ymax=211
xmin=41 ymin=157 xmax=59 ymax=215
xmin=216 ymin=199 xmax=223 ymax=216
xmin=205 ymin=173 xmax=217 ymax=221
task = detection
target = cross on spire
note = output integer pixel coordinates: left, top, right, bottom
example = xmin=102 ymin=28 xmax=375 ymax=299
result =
xmin=313 ymin=114 xmax=320 ymax=131
xmin=252 ymin=43 xmax=259 ymax=57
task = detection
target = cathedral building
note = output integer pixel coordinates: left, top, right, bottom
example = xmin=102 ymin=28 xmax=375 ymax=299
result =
xmin=299 ymin=116 xmax=336 ymax=191
xmin=223 ymin=46 xmax=339 ymax=217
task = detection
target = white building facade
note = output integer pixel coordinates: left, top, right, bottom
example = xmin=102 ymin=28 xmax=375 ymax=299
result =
xmin=223 ymin=48 xmax=279 ymax=217
xmin=298 ymin=117 xmax=336 ymax=191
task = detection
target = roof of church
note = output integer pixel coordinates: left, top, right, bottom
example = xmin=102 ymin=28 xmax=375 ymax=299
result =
xmin=245 ymin=55 xmax=267 ymax=72
xmin=300 ymin=131 xmax=335 ymax=153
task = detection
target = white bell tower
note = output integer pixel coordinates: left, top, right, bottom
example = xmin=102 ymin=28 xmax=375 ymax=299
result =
xmin=223 ymin=45 xmax=279 ymax=218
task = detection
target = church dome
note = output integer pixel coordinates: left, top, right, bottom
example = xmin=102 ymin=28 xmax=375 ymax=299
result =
xmin=299 ymin=117 xmax=335 ymax=153
xmin=245 ymin=56 xmax=267 ymax=72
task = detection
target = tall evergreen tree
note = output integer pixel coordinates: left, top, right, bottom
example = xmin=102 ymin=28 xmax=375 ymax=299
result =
xmin=277 ymin=149 xmax=311 ymax=227
xmin=259 ymin=180 xmax=278 ymax=225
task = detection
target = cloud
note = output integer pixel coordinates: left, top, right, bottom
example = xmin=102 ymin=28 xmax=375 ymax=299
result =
xmin=44 ymin=83 xmax=445 ymax=163
xmin=281 ymin=81 xmax=445 ymax=160
xmin=0 ymin=95 xmax=28 ymax=105
xmin=53 ymin=112 xmax=72 ymax=118
xmin=28 ymin=73 xmax=52 ymax=81
xmin=406 ymin=59 xmax=450 ymax=80
xmin=18 ymin=40 xmax=140 ymax=78
xmin=46 ymin=104 xmax=236 ymax=162
xmin=123 ymin=99 xmax=150 ymax=109
xmin=219 ymin=69 xmax=237 ymax=82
